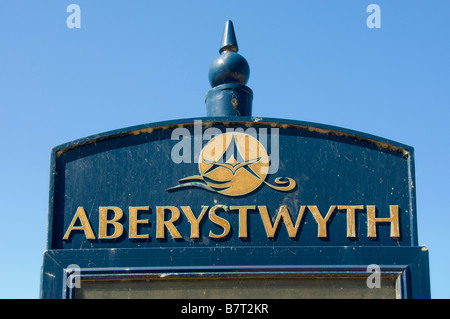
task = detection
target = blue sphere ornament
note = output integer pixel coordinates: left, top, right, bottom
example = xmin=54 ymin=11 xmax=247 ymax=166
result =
xmin=208 ymin=51 xmax=250 ymax=87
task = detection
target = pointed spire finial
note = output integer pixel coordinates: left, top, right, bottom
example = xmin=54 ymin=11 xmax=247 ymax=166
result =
xmin=205 ymin=20 xmax=253 ymax=117
xmin=208 ymin=20 xmax=249 ymax=88
xmin=219 ymin=20 xmax=239 ymax=53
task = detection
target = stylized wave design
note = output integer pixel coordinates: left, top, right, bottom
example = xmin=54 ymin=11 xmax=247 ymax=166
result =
xmin=166 ymin=176 xmax=217 ymax=193
xmin=263 ymin=177 xmax=296 ymax=192
xmin=167 ymin=174 xmax=296 ymax=194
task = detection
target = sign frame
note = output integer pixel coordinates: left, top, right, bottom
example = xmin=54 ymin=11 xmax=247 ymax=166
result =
xmin=41 ymin=117 xmax=430 ymax=298
xmin=41 ymin=246 xmax=429 ymax=299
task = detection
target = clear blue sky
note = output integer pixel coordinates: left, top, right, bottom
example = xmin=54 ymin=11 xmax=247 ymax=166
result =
xmin=1 ymin=0 xmax=449 ymax=298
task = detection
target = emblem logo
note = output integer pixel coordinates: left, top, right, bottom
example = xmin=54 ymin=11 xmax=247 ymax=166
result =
xmin=167 ymin=132 xmax=296 ymax=196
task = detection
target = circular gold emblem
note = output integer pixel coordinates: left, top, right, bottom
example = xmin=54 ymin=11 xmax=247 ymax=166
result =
xmin=199 ymin=132 xmax=269 ymax=196
xmin=167 ymin=132 xmax=296 ymax=196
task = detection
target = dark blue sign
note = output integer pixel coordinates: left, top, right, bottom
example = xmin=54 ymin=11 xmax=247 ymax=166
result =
xmin=48 ymin=118 xmax=417 ymax=250
xmin=41 ymin=117 xmax=430 ymax=299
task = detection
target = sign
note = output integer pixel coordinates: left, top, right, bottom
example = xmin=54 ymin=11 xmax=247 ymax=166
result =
xmin=41 ymin=118 xmax=430 ymax=299
xmin=48 ymin=118 xmax=416 ymax=249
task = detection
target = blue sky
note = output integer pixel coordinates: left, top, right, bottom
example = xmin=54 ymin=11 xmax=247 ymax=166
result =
xmin=1 ymin=0 xmax=449 ymax=298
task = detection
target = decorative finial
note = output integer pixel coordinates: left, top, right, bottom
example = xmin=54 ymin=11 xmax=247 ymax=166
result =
xmin=209 ymin=21 xmax=249 ymax=88
xmin=219 ymin=20 xmax=239 ymax=53
xmin=205 ymin=20 xmax=253 ymax=117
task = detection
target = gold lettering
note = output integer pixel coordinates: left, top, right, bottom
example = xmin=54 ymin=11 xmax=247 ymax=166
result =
xmin=230 ymin=206 xmax=256 ymax=238
xmin=129 ymin=206 xmax=150 ymax=239
xmin=99 ymin=206 xmax=124 ymax=239
xmin=208 ymin=205 xmax=230 ymax=239
xmin=156 ymin=206 xmax=182 ymax=239
xmin=338 ymin=205 xmax=365 ymax=238
xmin=258 ymin=205 xmax=306 ymax=238
xmin=181 ymin=206 xmax=209 ymax=239
xmin=63 ymin=203 xmax=402 ymax=242
xmin=307 ymin=205 xmax=336 ymax=238
xmin=367 ymin=205 xmax=400 ymax=238
xmin=62 ymin=206 xmax=96 ymax=240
